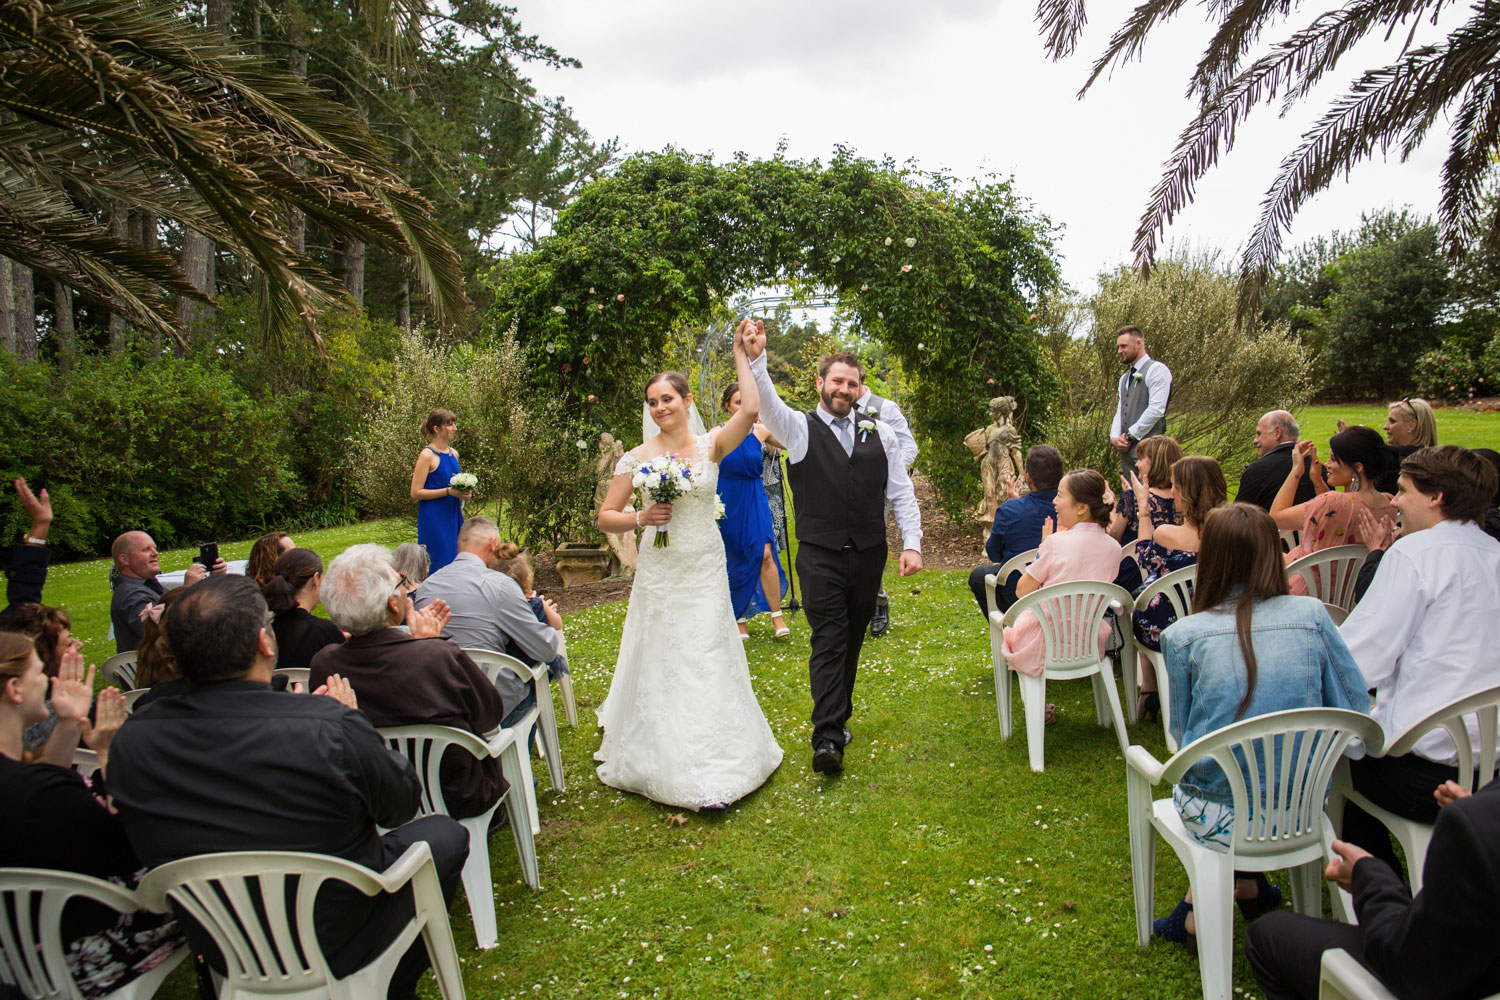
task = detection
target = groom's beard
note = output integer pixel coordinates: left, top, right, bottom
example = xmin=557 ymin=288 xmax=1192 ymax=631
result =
xmin=820 ymin=387 xmax=855 ymax=417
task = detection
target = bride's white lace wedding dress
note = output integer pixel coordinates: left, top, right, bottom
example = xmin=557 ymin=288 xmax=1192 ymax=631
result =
xmin=595 ymin=432 xmax=784 ymax=809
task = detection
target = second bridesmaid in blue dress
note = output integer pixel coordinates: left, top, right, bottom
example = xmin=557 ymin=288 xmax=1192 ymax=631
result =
xmin=717 ymin=383 xmax=790 ymax=640
xmin=409 ymin=408 xmax=469 ymax=573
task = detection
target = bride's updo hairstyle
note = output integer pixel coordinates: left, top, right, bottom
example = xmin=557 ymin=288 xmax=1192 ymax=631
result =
xmin=1063 ymin=469 xmax=1113 ymax=525
xmin=644 ymin=371 xmax=691 ymax=401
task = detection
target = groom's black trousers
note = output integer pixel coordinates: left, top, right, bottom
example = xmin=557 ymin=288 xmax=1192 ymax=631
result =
xmin=796 ymin=540 xmax=887 ymax=748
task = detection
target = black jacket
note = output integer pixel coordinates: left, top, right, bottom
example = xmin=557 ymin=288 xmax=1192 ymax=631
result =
xmin=1236 ymin=442 xmax=1317 ymax=511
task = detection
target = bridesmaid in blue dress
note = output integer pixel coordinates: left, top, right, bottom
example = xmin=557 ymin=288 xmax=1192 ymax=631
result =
xmin=717 ymin=383 xmax=790 ymax=640
xmin=409 ymin=408 xmax=469 ymax=572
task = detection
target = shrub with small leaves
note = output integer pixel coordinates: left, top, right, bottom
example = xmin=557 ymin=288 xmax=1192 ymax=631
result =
xmin=1414 ymin=338 xmax=1487 ymax=402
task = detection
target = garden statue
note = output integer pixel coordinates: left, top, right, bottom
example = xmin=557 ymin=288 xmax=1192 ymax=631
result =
xmin=964 ymin=395 xmax=1026 ymax=521
xmin=594 ymin=432 xmax=637 ymax=576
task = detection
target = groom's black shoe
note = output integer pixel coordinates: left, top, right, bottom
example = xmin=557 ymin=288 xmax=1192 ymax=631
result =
xmin=870 ymin=595 xmax=891 ymax=637
xmin=812 ymin=740 xmax=844 ymax=775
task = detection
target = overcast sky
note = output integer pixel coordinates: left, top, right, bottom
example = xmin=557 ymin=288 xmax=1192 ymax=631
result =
xmin=516 ymin=0 xmax=1452 ymax=296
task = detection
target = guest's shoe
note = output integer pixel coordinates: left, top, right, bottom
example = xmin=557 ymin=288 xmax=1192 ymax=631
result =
xmin=1153 ymin=898 xmax=1197 ymax=956
xmin=737 ymin=618 xmax=749 ymax=641
xmin=1137 ymin=691 xmax=1161 ymax=724
xmin=870 ymin=602 xmax=891 ymax=637
xmin=812 ymin=740 xmax=844 ymax=774
xmin=773 ymin=613 xmax=791 ymax=639
xmin=1237 ymin=873 xmax=1283 ymax=921
xmin=843 ymin=727 xmax=852 ymax=746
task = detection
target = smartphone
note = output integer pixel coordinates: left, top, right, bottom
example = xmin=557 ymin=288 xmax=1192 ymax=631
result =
xmin=196 ymin=542 xmax=219 ymax=567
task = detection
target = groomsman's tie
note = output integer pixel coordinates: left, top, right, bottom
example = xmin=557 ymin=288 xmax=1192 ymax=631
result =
xmin=833 ymin=416 xmax=854 ymax=457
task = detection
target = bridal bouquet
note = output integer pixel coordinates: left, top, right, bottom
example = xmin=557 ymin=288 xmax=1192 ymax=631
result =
xmin=632 ymin=454 xmax=697 ymax=547
xmin=449 ymin=472 xmax=477 ymax=492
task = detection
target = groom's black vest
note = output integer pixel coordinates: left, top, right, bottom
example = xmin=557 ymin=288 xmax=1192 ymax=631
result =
xmin=786 ymin=411 xmax=888 ymax=551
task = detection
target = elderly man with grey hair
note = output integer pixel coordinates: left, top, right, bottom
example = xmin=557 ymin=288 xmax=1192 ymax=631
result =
xmin=412 ymin=516 xmax=563 ymax=717
xmin=311 ymin=543 xmax=512 ymax=819
xmin=1236 ymin=409 xmax=1319 ymax=511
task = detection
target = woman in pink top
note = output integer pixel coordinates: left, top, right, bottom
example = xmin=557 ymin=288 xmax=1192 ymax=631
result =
xmin=1272 ymin=425 xmax=1399 ymax=594
xmin=1002 ymin=469 xmax=1123 ymax=680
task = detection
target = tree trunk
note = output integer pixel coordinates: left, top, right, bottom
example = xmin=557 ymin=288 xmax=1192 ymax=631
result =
xmin=205 ymin=0 xmax=231 ymax=33
xmin=53 ymin=279 xmax=75 ymax=369
xmin=135 ymin=211 xmax=164 ymax=353
xmin=397 ymin=278 xmax=411 ymax=330
xmin=12 ymin=262 xmax=36 ymax=359
xmin=343 ymin=237 xmax=365 ymax=306
xmin=0 ymin=258 xmax=14 ymax=354
xmin=286 ymin=22 xmax=308 ymax=253
xmin=109 ymin=205 xmax=130 ymax=351
xmin=177 ymin=230 xmax=216 ymax=334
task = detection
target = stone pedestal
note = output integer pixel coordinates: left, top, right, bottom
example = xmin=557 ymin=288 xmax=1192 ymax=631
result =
xmin=554 ymin=542 xmax=613 ymax=588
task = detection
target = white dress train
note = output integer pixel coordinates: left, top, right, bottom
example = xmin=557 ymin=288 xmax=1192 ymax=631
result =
xmin=595 ymin=433 xmax=784 ymax=809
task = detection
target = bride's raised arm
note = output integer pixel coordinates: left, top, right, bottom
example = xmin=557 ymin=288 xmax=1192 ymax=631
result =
xmin=710 ymin=320 xmax=760 ymax=463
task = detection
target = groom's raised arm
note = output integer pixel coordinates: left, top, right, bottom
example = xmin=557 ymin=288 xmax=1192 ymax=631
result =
xmin=745 ymin=331 xmax=809 ymax=464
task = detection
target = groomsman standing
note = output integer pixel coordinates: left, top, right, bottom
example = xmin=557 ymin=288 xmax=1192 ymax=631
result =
xmin=853 ymin=376 xmax=917 ymax=638
xmin=1108 ymin=325 xmax=1171 ymax=480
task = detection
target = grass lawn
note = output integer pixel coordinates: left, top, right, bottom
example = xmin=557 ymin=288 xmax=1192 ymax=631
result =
xmin=1297 ymin=403 xmax=1500 ymax=451
xmin=45 ymin=528 xmax=1284 ymax=1000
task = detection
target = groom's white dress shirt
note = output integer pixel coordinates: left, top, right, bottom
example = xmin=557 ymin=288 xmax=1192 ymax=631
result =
xmin=749 ymin=352 xmax=923 ymax=553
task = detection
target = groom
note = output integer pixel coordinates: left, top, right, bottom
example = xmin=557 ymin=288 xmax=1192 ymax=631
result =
xmin=742 ymin=322 xmax=923 ymax=774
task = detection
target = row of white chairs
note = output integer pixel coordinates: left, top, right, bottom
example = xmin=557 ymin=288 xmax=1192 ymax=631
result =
xmin=1 ymin=841 xmax=467 ymax=999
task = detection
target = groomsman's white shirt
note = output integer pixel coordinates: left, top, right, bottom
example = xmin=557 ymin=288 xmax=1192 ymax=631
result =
xmin=749 ymin=352 xmax=923 ymax=553
xmin=854 ymin=388 xmax=918 ymax=469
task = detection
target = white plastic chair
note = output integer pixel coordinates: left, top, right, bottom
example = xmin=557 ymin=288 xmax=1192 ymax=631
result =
xmin=557 ymin=673 xmax=578 ymax=728
xmin=101 ymin=651 xmax=137 ymax=690
xmin=1279 ymin=528 xmax=1302 ymax=555
xmin=990 ymin=580 xmax=1132 ymax=771
xmin=1317 ymin=947 xmax=1500 ymax=999
xmin=462 ymin=647 xmax=564 ymax=798
xmin=983 ymin=550 xmax=1038 ymax=709
xmin=1326 ymin=684 xmax=1500 ymax=903
xmin=271 ymin=667 xmax=310 ymax=689
xmin=1128 ymin=563 xmax=1197 ymax=750
xmin=0 ymin=867 xmax=190 ymax=1000
xmin=1285 ymin=544 xmax=1366 ymax=626
xmin=136 ymin=843 xmax=465 ymax=999
xmin=120 ymin=688 xmax=150 ymax=711
xmin=1127 ymin=707 xmax=1385 ymax=1000
xmin=379 ymin=724 xmax=539 ymax=950
xmin=70 ymin=747 xmax=98 ymax=776
xmin=1120 ymin=538 xmax=1144 ymax=576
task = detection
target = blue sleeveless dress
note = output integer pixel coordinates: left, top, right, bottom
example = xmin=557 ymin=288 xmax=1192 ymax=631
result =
xmin=417 ymin=446 xmax=463 ymax=572
xmin=716 ymin=433 xmax=787 ymax=619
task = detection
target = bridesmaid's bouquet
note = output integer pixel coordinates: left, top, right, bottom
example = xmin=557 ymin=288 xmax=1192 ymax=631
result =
xmin=715 ymin=495 xmax=727 ymax=521
xmin=449 ymin=472 xmax=477 ymax=492
xmin=632 ymin=455 xmax=697 ymax=547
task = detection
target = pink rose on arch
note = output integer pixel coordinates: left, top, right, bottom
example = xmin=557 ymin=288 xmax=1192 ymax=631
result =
xmin=860 ymin=284 xmax=869 ymax=291
xmin=616 ymin=293 xmax=626 ymax=302
xmin=587 ymin=394 xmax=596 ymax=402
xmin=901 ymin=264 xmax=912 ymax=273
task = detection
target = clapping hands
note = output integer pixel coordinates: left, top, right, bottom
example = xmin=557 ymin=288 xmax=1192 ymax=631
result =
xmin=1002 ymin=474 xmax=1023 ymax=501
xmin=312 ymin=673 xmax=358 ymax=710
xmin=1292 ymin=439 xmax=1321 ymax=478
xmin=50 ymin=659 xmax=96 ymax=725
xmin=408 ymin=599 xmax=450 ymax=639
xmin=1040 ymin=516 xmax=1057 ymax=540
xmin=1354 ymin=505 xmax=1399 ymax=552
xmin=83 ymin=688 xmax=128 ymax=754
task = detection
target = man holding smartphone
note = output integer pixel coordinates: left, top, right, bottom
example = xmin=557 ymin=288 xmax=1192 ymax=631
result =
xmin=110 ymin=531 xmax=226 ymax=653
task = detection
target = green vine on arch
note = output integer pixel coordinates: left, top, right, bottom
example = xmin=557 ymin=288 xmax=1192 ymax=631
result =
xmin=482 ymin=148 xmax=1062 ymax=517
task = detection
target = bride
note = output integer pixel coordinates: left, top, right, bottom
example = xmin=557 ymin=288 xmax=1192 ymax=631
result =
xmin=593 ymin=320 xmax=783 ymax=809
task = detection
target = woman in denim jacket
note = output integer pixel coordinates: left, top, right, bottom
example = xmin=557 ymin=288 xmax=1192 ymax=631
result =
xmin=1152 ymin=503 xmax=1370 ymax=951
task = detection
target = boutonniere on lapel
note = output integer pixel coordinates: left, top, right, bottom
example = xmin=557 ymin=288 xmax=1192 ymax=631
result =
xmin=1131 ymin=371 xmax=1145 ymax=383
xmin=857 ymin=418 xmax=877 ymax=443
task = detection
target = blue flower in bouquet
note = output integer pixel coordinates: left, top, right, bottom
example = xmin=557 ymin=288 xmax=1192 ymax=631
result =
xmin=630 ymin=454 xmax=699 ymax=547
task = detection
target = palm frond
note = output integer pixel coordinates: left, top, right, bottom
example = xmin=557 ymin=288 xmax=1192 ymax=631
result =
xmin=1079 ymin=0 xmax=1194 ymax=94
xmin=1036 ymin=0 xmax=1090 ymax=60
xmin=1437 ymin=67 xmax=1500 ymax=256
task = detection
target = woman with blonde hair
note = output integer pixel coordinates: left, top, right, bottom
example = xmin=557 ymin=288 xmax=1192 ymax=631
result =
xmin=1128 ymin=454 xmax=1228 ymax=722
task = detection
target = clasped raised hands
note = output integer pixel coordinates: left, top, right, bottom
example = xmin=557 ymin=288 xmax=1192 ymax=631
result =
xmin=737 ymin=318 xmax=766 ymax=360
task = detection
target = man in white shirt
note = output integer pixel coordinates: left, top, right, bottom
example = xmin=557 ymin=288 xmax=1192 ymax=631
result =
xmin=1339 ymin=445 xmax=1500 ymax=879
xmin=852 ymin=377 xmax=918 ymax=638
xmin=1108 ymin=325 xmax=1172 ymax=480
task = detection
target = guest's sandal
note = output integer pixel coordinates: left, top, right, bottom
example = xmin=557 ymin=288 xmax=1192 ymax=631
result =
xmin=737 ymin=618 xmax=749 ymax=641
xmin=1153 ymin=898 xmax=1197 ymax=955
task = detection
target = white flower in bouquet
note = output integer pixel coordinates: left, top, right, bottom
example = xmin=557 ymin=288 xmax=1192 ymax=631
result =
xmin=449 ymin=473 xmax=477 ymax=491
xmin=632 ymin=454 xmax=697 ymax=547
xmin=714 ymin=495 xmax=726 ymax=521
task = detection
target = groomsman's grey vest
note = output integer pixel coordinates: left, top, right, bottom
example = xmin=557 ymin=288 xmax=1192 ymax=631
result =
xmin=786 ymin=412 xmax=888 ymax=551
xmin=1118 ymin=358 xmax=1168 ymax=438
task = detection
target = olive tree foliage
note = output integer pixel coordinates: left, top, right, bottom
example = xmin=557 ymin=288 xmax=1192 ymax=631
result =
xmin=484 ymin=148 xmax=1063 ymax=516
xmin=1050 ymin=252 xmax=1313 ymax=478
xmin=352 ymin=326 xmax=597 ymax=548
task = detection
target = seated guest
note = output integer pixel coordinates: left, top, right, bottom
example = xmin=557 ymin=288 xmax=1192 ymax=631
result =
xmin=265 ymin=548 xmax=344 ymax=671
xmin=1273 ymin=426 xmax=1398 ymax=595
xmin=1150 ymin=504 xmax=1370 ymax=949
xmin=413 ymin=516 xmax=563 ymax=716
xmin=491 ymin=542 xmax=568 ymax=681
xmin=1378 ymin=396 xmax=1438 ymax=493
xmin=109 ymin=530 xmax=224 ymax=653
xmin=1108 ymin=434 xmax=1183 ymax=592
xmin=3 ymin=477 xmax=52 ymax=614
xmin=0 ymin=600 xmax=83 ymax=754
xmin=130 ymin=586 xmax=188 ymax=709
xmin=0 ymin=632 xmax=182 ymax=1000
xmin=1337 ymin=445 xmax=1500 ymax=880
xmin=313 ymin=544 xmax=509 ymax=819
xmin=391 ymin=542 xmax=431 ymax=594
xmin=245 ymin=531 xmax=294 ymax=590
xmin=1130 ymin=454 xmax=1227 ymax=722
xmin=108 ymin=575 xmax=467 ymax=1000
xmin=999 ymin=469 xmax=1121 ymax=723
xmin=966 ymin=444 xmax=1063 ymax=620
xmin=1245 ymin=778 xmax=1500 ymax=1000
xmin=1236 ymin=410 xmax=1317 ymax=511
xmin=1474 ymin=447 xmax=1500 ymax=542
